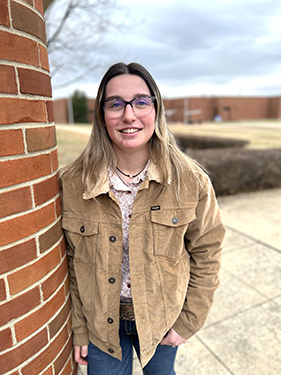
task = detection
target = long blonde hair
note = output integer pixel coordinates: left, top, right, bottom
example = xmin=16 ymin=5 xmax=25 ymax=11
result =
xmin=61 ymin=62 xmax=202 ymax=196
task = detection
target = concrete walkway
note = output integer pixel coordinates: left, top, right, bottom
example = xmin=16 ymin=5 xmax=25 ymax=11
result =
xmin=78 ymin=188 xmax=281 ymax=375
xmin=133 ymin=188 xmax=281 ymax=375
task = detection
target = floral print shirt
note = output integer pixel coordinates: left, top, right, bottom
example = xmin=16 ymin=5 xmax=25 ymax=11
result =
xmin=108 ymin=162 xmax=149 ymax=302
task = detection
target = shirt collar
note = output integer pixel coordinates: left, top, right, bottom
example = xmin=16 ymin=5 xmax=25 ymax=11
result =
xmin=82 ymin=159 xmax=169 ymax=200
xmin=109 ymin=160 xmax=150 ymax=192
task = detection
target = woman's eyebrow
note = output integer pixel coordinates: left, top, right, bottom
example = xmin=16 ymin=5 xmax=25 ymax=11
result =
xmin=104 ymin=95 xmax=123 ymax=101
xmin=105 ymin=94 xmax=150 ymax=101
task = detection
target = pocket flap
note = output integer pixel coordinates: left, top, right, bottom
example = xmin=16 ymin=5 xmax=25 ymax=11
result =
xmin=151 ymin=207 xmax=196 ymax=227
xmin=62 ymin=214 xmax=98 ymax=236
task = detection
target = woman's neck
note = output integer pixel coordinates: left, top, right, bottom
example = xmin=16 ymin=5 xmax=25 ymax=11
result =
xmin=114 ymin=147 xmax=149 ymax=176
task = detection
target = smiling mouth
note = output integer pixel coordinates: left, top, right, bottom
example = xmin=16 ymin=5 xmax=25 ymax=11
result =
xmin=120 ymin=128 xmax=141 ymax=134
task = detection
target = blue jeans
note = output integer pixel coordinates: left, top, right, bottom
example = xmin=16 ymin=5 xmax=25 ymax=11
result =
xmin=87 ymin=320 xmax=178 ymax=375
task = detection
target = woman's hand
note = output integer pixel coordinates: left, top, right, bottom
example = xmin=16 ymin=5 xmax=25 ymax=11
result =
xmin=74 ymin=345 xmax=88 ymax=365
xmin=160 ymin=328 xmax=187 ymax=347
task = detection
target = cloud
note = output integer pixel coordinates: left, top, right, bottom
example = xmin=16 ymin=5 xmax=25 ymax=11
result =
xmin=51 ymin=0 xmax=281 ymax=99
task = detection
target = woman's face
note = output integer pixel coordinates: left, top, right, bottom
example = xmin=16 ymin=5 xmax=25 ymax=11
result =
xmin=103 ymin=74 xmax=155 ymax=156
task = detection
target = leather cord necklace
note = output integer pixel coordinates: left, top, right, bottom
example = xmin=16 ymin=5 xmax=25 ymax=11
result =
xmin=115 ymin=169 xmax=129 ymax=187
xmin=116 ymin=166 xmax=145 ymax=179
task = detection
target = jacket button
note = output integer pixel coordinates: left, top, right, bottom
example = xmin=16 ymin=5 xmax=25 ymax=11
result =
xmin=80 ymin=226 xmax=85 ymax=233
xmin=172 ymin=217 xmax=179 ymax=224
xmin=108 ymin=348 xmax=114 ymax=354
xmin=107 ymin=317 xmax=114 ymax=324
xmin=109 ymin=236 xmax=116 ymax=242
xmin=109 ymin=277 xmax=116 ymax=283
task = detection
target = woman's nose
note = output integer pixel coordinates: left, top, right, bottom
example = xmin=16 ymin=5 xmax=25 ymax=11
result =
xmin=122 ymin=103 xmax=136 ymax=121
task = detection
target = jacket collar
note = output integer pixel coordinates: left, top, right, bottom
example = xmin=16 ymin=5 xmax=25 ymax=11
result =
xmin=83 ymin=159 xmax=166 ymax=200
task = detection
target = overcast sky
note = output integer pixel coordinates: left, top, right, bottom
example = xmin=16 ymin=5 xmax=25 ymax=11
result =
xmin=51 ymin=0 xmax=281 ymax=100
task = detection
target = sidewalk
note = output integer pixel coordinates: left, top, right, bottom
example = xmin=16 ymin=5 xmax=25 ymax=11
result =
xmin=133 ymin=188 xmax=281 ymax=375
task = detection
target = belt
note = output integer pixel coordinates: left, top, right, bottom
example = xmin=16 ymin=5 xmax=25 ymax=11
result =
xmin=120 ymin=302 xmax=135 ymax=321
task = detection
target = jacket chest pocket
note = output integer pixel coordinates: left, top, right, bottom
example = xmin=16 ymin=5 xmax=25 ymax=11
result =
xmin=62 ymin=216 xmax=98 ymax=264
xmin=151 ymin=208 xmax=196 ymax=259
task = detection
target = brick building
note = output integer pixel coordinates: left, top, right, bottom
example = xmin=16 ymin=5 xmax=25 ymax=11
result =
xmin=163 ymin=96 xmax=281 ymax=123
xmin=53 ymin=95 xmax=281 ymax=124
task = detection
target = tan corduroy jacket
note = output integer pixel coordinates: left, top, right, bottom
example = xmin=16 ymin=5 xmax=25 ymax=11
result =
xmin=61 ymin=160 xmax=225 ymax=367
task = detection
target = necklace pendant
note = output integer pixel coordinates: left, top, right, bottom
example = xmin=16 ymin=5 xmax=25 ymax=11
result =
xmin=129 ymin=175 xmax=133 ymax=178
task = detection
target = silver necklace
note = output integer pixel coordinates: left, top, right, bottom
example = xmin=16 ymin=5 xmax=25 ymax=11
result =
xmin=115 ymin=169 xmax=129 ymax=187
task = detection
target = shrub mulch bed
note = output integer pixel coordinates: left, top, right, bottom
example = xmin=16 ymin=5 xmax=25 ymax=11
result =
xmin=175 ymin=134 xmax=249 ymax=150
xmin=187 ymin=148 xmax=281 ymax=196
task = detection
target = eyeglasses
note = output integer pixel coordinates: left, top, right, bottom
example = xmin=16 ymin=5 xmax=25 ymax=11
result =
xmin=103 ymin=96 xmax=156 ymax=118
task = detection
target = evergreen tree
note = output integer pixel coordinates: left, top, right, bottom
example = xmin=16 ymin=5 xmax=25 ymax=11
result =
xmin=71 ymin=90 xmax=89 ymax=123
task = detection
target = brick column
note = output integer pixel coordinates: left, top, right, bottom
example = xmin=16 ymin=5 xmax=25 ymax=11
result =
xmin=0 ymin=1 xmax=76 ymax=374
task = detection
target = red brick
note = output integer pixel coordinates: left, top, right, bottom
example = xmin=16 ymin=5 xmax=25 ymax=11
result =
xmin=0 ymin=239 xmax=37 ymax=274
xmin=0 ymin=65 xmax=17 ymax=94
xmin=0 ymin=328 xmax=48 ymax=375
xmin=60 ymin=236 xmax=66 ymax=258
xmin=42 ymin=256 xmax=68 ymax=300
xmin=64 ymin=275 xmax=70 ymax=297
xmin=55 ymin=195 xmax=62 ymax=218
xmin=22 ymin=325 xmax=69 ymax=375
xmin=47 ymin=100 xmax=55 ymax=122
xmin=35 ymin=0 xmax=44 ymax=16
xmin=0 ymin=328 xmax=13 ymax=351
xmin=0 ymin=98 xmax=46 ymax=125
xmin=0 ymin=187 xmax=32 ymax=219
xmin=39 ymin=44 xmax=50 ymax=71
xmin=26 ymin=126 xmax=56 ymax=152
xmin=66 ymin=314 xmax=72 ymax=336
xmin=49 ymin=295 xmax=71 ymax=339
xmin=39 ymin=220 xmax=63 ymax=254
xmin=0 ymin=278 xmax=6 ymax=301
xmin=33 ymin=173 xmax=59 ymax=206
xmin=41 ymin=368 xmax=53 ymax=375
xmin=8 ymin=246 xmax=61 ymax=295
xmin=15 ymin=286 xmax=65 ymax=341
xmin=18 ymin=68 xmax=52 ymax=97
xmin=0 ymin=202 xmax=55 ymax=247
xmin=51 ymin=148 xmax=59 ymax=172
xmin=0 ymin=30 xmax=39 ymax=67
xmin=0 ymin=154 xmax=52 ymax=188
xmin=59 ymin=358 xmax=72 ymax=375
xmin=54 ymin=336 xmax=73 ymax=375
xmin=0 ymin=129 xmax=24 ymax=157
xmin=0 ymin=286 xmax=40 ymax=326
xmin=11 ymin=1 xmax=47 ymax=44
xmin=0 ymin=0 xmax=10 ymax=27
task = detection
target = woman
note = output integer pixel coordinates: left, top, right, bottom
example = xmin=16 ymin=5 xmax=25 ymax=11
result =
xmin=61 ymin=62 xmax=225 ymax=375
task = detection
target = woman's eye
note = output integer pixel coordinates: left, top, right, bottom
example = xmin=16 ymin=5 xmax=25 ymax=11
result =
xmin=135 ymin=98 xmax=150 ymax=106
xmin=111 ymin=100 xmax=124 ymax=108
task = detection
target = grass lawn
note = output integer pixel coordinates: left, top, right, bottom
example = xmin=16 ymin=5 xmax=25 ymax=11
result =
xmin=56 ymin=121 xmax=281 ymax=168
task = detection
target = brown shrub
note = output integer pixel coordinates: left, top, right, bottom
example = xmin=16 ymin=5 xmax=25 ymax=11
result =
xmin=187 ymin=148 xmax=281 ymax=196
xmin=175 ymin=134 xmax=249 ymax=150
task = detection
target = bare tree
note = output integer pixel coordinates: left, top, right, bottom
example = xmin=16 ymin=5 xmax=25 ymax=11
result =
xmin=45 ymin=0 xmax=128 ymax=89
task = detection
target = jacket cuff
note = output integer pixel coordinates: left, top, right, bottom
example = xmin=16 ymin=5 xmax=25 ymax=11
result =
xmin=72 ymin=331 xmax=89 ymax=347
xmin=172 ymin=314 xmax=197 ymax=340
